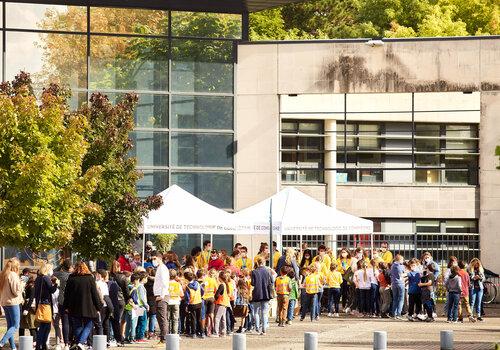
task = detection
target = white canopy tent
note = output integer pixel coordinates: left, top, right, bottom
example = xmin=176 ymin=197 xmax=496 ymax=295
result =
xmin=232 ymin=187 xmax=373 ymax=258
xmin=142 ymin=185 xmax=250 ymax=235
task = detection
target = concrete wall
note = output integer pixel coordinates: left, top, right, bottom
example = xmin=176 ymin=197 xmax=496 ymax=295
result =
xmin=479 ymin=92 xmax=500 ymax=273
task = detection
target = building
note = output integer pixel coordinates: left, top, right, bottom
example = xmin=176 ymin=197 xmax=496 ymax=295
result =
xmin=0 ymin=0 xmax=499 ymax=272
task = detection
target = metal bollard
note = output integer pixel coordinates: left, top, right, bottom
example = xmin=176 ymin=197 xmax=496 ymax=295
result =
xmin=19 ymin=336 xmax=33 ymax=350
xmin=233 ymin=333 xmax=247 ymax=350
xmin=440 ymin=330 xmax=454 ymax=350
xmin=304 ymin=332 xmax=318 ymax=350
xmin=166 ymin=334 xmax=180 ymax=350
xmin=373 ymin=331 xmax=387 ymax=350
xmin=93 ymin=335 xmax=107 ymax=350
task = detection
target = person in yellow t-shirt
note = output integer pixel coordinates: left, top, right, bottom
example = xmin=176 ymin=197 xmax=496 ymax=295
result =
xmin=312 ymin=245 xmax=331 ymax=273
xmin=300 ymin=265 xmax=320 ymax=322
xmin=275 ymin=267 xmax=292 ymax=327
xmin=379 ymin=242 xmax=393 ymax=264
xmin=326 ymin=262 xmax=343 ymax=317
xmin=272 ymin=241 xmax=282 ymax=269
xmin=203 ymin=269 xmax=218 ymax=336
xmin=235 ymin=246 xmax=252 ymax=271
xmin=196 ymin=240 xmax=212 ymax=270
xmin=253 ymin=242 xmax=270 ymax=268
xmin=336 ymin=247 xmax=352 ymax=312
xmin=167 ymin=269 xmax=182 ymax=335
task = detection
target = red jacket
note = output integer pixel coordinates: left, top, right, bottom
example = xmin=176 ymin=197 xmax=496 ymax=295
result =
xmin=118 ymin=256 xmax=132 ymax=272
xmin=458 ymin=269 xmax=470 ymax=297
xmin=208 ymin=258 xmax=225 ymax=271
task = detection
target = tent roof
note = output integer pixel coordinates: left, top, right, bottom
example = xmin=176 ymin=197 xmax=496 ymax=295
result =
xmin=234 ymin=187 xmax=373 ymax=235
xmin=142 ymin=185 xmax=248 ymax=235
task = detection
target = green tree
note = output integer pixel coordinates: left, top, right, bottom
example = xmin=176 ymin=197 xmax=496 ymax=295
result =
xmin=71 ymin=93 xmax=162 ymax=260
xmin=418 ymin=5 xmax=469 ymax=37
xmin=154 ymin=234 xmax=178 ymax=253
xmin=0 ymin=72 xmax=101 ymax=252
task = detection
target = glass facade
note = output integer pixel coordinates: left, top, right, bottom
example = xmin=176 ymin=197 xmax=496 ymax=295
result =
xmin=1 ymin=3 xmax=241 ymax=262
xmin=1 ymin=3 xmax=239 ymax=212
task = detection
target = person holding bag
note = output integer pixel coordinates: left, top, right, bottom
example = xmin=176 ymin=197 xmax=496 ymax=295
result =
xmin=34 ymin=262 xmax=58 ymax=350
xmin=0 ymin=258 xmax=24 ymax=350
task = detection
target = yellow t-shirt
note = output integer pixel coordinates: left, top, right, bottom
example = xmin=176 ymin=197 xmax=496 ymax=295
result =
xmin=336 ymin=258 xmax=351 ymax=274
xmin=381 ymin=251 xmax=393 ymax=264
xmin=313 ymin=254 xmax=331 ymax=276
xmin=235 ymin=257 xmax=252 ymax=271
xmin=326 ymin=270 xmax=343 ymax=288
xmin=273 ymin=250 xmax=281 ymax=269
xmin=203 ymin=277 xmax=218 ymax=300
xmin=196 ymin=250 xmax=210 ymax=269
xmin=305 ymin=273 xmax=320 ymax=294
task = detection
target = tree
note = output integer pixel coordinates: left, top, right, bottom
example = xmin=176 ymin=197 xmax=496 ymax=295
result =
xmin=496 ymin=146 xmax=500 ymax=169
xmin=71 ymin=93 xmax=162 ymax=260
xmin=418 ymin=5 xmax=469 ymax=37
xmin=0 ymin=72 xmax=101 ymax=252
xmin=154 ymin=234 xmax=178 ymax=253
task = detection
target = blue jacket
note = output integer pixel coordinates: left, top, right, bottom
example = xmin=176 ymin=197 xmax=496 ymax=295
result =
xmin=251 ymin=266 xmax=273 ymax=302
xmin=407 ymin=271 xmax=421 ymax=294
xmin=184 ymin=281 xmax=203 ymax=304
xmin=390 ymin=262 xmax=405 ymax=286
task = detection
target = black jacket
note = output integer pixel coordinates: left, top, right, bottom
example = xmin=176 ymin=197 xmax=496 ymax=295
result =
xmin=34 ymin=275 xmax=57 ymax=306
xmin=111 ymin=272 xmax=129 ymax=302
xmin=63 ymin=273 xmax=103 ymax=319
xmin=251 ymin=267 xmax=273 ymax=302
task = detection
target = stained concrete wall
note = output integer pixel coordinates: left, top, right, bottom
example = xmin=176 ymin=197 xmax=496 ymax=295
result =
xmin=235 ymin=37 xmax=500 ymax=269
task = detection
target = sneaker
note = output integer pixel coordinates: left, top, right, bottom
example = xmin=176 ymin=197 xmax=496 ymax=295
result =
xmin=425 ymin=317 xmax=435 ymax=322
xmin=327 ymin=313 xmax=333 ymax=317
xmin=278 ymin=323 xmax=285 ymax=327
xmin=334 ymin=313 xmax=339 ymax=318
xmin=407 ymin=315 xmax=413 ymax=321
xmin=469 ymin=316 xmax=476 ymax=323
xmin=433 ymin=312 xmax=438 ymax=318
xmin=300 ymin=317 xmax=304 ymax=322
xmin=285 ymin=320 xmax=291 ymax=325
xmin=477 ymin=317 xmax=484 ymax=322
xmin=344 ymin=307 xmax=351 ymax=314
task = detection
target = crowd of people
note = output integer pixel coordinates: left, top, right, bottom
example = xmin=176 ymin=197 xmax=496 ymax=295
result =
xmin=0 ymin=240 xmax=488 ymax=350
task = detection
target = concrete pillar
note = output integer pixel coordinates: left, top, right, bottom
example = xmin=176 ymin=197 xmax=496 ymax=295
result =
xmin=304 ymin=332 xmax=318 ymax=350
xmin=373 ymin=331 xmax=387 ymax=350
xmin=19 ymin=336 xmax=33 ymax=350
xmin=166 ymin=334 xmax=180 ymax=350
xmin=93 ymin=335 xmax=107 ymax=350
xmin=233 ymin=333 xmax=247 ymax=350
xmin=440 ymin=330 xmax=454 ymax=350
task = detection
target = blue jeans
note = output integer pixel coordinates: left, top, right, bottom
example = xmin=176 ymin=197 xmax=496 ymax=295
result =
xmin=148 ymin=313 xmax=156 ymax=333
xmin=124 ymin=311 xmax=138 ymax=341
xmin=300 ymin=293 xmax=317 ymax=321
xmin=135 ymin=310 xmax=148 ymax=340
xmin=36 ymin=321 xmax=51 ymax=350
xmin=71 ymin=316 xmax=94 ymax=345
xmin=328 ymin=288 xmax=341 ymax=314
xmin=244 ymin=303 xmax=254 ymax=330
xmin=287 ymin=299 xmax=296 ymax=321
xmin=371 ymin=284 xmax=380 ymax=315
xmin=251 ymin=301 xmax=270 ymax=333
xmin=1 ymin=305 xmax=20 ymax=349
xmin=315 ymin=289 xmax=323 ymax=318
xmin=447 ymin=292 xmax=460 ymax=321
xmin=391 ymin=284 xmax=405 ymax=317
xmin=470 ymin=288 xmax=483 ymax=317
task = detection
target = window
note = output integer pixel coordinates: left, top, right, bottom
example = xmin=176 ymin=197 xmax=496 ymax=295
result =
xmin=171 ymin=133 xmax=234 ymax=167
xmin=281 ymin=120 xmax=324 ymax=183
xmin=171 ymin=95 xmax=233 ymax=130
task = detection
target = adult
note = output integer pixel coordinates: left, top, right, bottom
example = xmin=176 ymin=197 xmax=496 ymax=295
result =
xmin=336 ymin=247 xmax=352 ymax=312
xmin=272 ymin=241 xmax=281 ymax=270
xmin=390 ymin=254 xmax=406 ymax=319
xmin=184 ymin=255 xmax=198 ymax=273
xmin=117 ymin=253 xmax=132 ymax=273
xmin=152 ymin=252 xmax=170 ymax=343
xmin=254 ymin=243 xmax=270 ymax=268
xmin=312 ymin=245 xmax=331 ymax=274
xmin=197 ymin=240 xmax=212 ymax=270
xmin=34 ymin=262 xmax=58 ymax=350
xmin=379 ymin=242 xmax=393 ymax=264
xmin=144 ymin=241 xmax=155 ymax=261
xmin=130 ymin=252 xmax=142 ymax=271
xmin=53 ymin=259 xmax=72 ymax=349
xmin=250 ymin=256 xmax=273 ymax=335
xmin=468 ymin=258 xmax=485 ymax=321
xmin=64 ymin=261 xmax=103 ymax=349
xmin=0 ymin=258 xmax=23 ymax=350
xmin=235 ymin=246 xmax=252 ymax=271
xmin=421 ymin=252 xmax=440 ymax=279
xmin=164 ymin=251 xmax=181 ymax=270
xmin=299 ymin=249 xmax=313 ymax=277
xmin=276 ymin=248 xmax=300 ymax=280
xmin=109 ymin=260 xmax=128 ymax=345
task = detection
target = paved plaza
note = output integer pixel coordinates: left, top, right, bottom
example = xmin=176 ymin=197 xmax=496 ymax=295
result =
xmin=2 ymin=305 xmax=499 ymax=350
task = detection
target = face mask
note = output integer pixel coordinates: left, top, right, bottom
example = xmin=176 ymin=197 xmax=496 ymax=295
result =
xmin=452 ymin=262 xmax=458 ymax=267
xmin=21 ymin=275 xmax=29 ymax=284
xmin=124 ymin=254 xmax=130 ymax=260
xmin=152 ymin=259 xmax=159 ymax=268
xmin=424 ymin=257 xmax=431 ymax=263
xmin=211 ymin=256 xmax=218 ymax=260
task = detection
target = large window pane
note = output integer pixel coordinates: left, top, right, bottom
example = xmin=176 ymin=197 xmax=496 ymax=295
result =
xmin=171 ymin=39 xmax=233 ymax=93
xmin=171 ymin=133 xmax=233 ymax=167
xmin=171 ymin=171 xmax=233 ymax=209
xmin=415 ymin=169 xmax=440 ymax=184
xmin=90 ymin=36 xmax=168 ymax=91
xmin=298 ymin=137 xmax=323 ymax=151
xmin=415 ymin=139 xmax=440 ymax=152
xmin=445 ymin=155 xmax=478 ymax=184
xmin=416 ymin=124 xmax=440 ymax=137
xmin=137 ymin=170 xmax=168 ymax=198
xmin=130 ymin=131 xmax=168 ymax=167
xmin=6 ymin=3 xmax=86 ymax=31
xmin=446 ymin=220 xmax=477 ymax=233
xmin=6 ymin=32 xmax=86 ymax=90
xmin=171 ymin=11 xmax=241 ymax=39
xmin=446 ymin=124 xmax=478 ymax=138
xmin=416 ymin=220 xmax=440 ymax=233
xmin=106 ymin=93 xmax=168 ymax=129
xmin=171 ymin=95 xmax=233 ymax=130
xmin=445 ymin=139 xmax=478 ymax=153
xmin=90 ymin=7 xmax=167 ymax=34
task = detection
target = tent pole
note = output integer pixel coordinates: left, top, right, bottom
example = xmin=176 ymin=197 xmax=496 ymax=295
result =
xmin=142 ymin=226 xmax=146 ymax=268
xmin=269 ymin=198 xmax=273 ymax=269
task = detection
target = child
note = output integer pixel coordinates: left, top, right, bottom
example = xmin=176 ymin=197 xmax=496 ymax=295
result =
xmin=196 ymin=270 xmax=207 ymax=336
xmin=457 ymin=260 xmax=474 ymax=322
xmin=326 ymin=262 xmax=342 ymax=317
xmin=124 ymin=273 xmax=141 ymax=343
xmin=226 ymin=273 xmax=237 ymax=335
xmin=407 ymin=259 xmax=422 ymax=321
xmin=167 ymin=269 xmax=182 ymax=334
xmin=203 ymin=269 xmax=218 ymax=336
xmin=300 ymin=265 xmax=320 ymax=322
xmin=418 ymin=265 xmax=436 ymax=322
xmin=213 ymin=271 xmax=230 ymax=337
xmin=134 ymin=272 xmax=149 ymax=343
xmin=354 ymin=260 xmax=374 ymax=317
xmin=184 ymin=271 xmax=204 ymax=338
xmin=234 ymin=278 xmax=250 ymax=333
xmin=286 ymin=270 xmax=299 ymax=325
xmin=377 ymin=262 xmax=392 ymax=318
xmin=369 ymin=260 xmax=380 ymax=317
xmin=445 ymin=265 xmax=462 ymax=323
xmin=275 ymin=267 xmax=291 ymax=327
xmin=19 ymin=275 xmax=37 ymax=344
xmin=144 ymin=267 xmax=157 ymax=340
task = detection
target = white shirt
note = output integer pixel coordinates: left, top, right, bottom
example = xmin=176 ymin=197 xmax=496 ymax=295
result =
xmin=153 ymin=263 xmax=170 ymax=299
xmin=96 ymin=280 xmax=109 ymax=296
xmin=355 ymin=269 xmax=374 ymax=289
